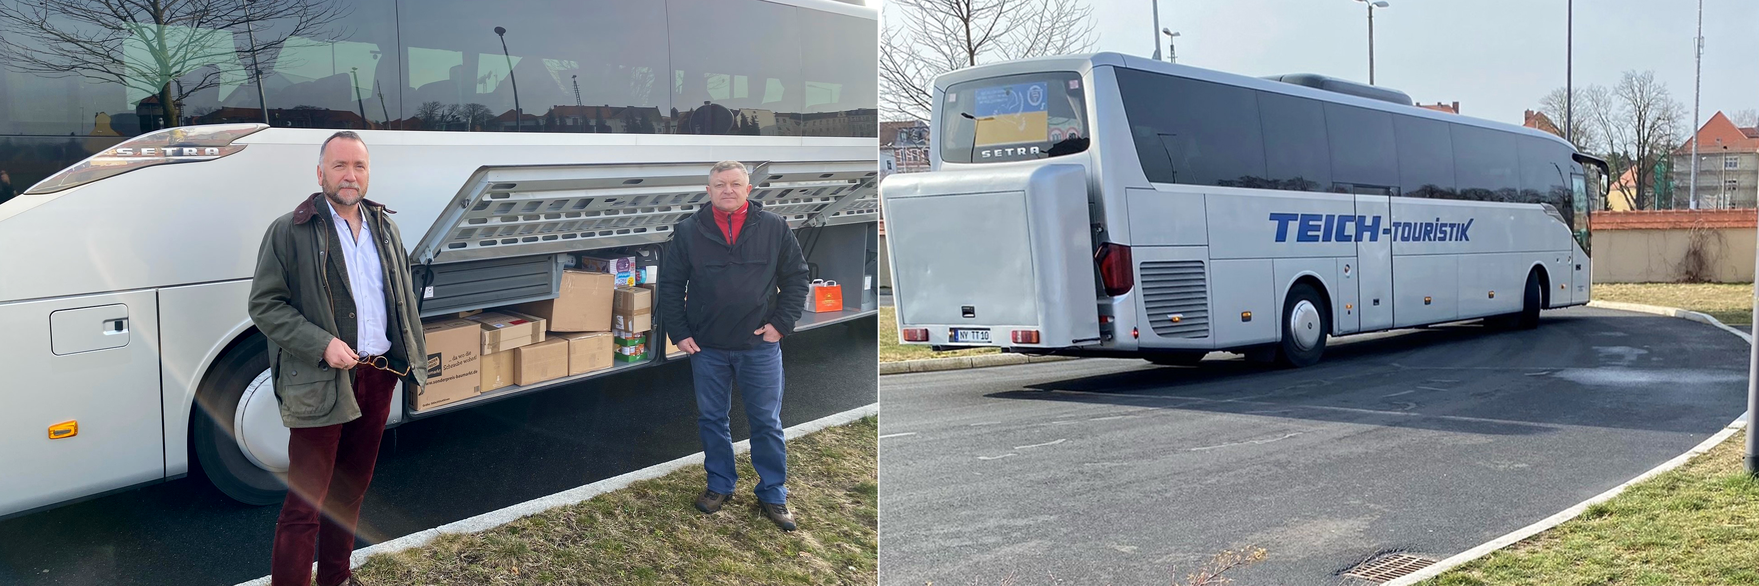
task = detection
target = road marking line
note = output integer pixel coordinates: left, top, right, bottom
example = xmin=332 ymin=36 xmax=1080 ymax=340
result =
xmin=879 ymin=432 xmax=917 ymax=439
xmin=1382 ymin=390 xmax=1416 ymax=398
xmin=1014 ymin=438 xmax=1067 ymax=450
xmin=1417 ymin=386 xmax=1447 ymax=391
xmin=969 ymin=422 xmax=1001 ymax=426
xmin=1088 ymin=415 xmax=1138 ymax=421
xmin=1190 ymin=432 xmax=1302 ymax=452
xmin=977 ymin=453 xmax=1017 ymax=461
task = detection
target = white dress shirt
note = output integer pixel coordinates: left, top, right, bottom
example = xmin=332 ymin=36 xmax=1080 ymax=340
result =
xmin=326 ymin=199 xmax=391 ymax=356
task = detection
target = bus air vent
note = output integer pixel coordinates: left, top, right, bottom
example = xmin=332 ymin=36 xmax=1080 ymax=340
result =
xmin=1140 ymin=260 xmax=1209 ymax=338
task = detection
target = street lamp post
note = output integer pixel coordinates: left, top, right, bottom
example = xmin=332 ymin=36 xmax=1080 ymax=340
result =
xmin=494 ymin=26 xmax=524 ymax=132
xmin=1355 ymin=0 xmax=1389 ymax=85
xmin=1162 ymin=29 xmax=1181 ymax=64
xmin=1151 ymin=0 xmax=1162 ymax=61
xmin=242 ymin=0 xmax=270 ymax=124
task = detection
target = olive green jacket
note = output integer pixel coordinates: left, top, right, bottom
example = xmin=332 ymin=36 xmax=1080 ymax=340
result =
xmin=247 ymin=193 xmax=428 ymax=428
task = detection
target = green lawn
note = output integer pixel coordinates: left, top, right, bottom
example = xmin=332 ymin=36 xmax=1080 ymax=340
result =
xmin=1593 ymin=282 xmax=1754 ymax=327
xmin=352 ymin=417 xmax=878 ymax=585
xmin=878 ymin=306 xmax=998 ymax=363
xmin=1422 ymin=429 xmax=1759 ymax=586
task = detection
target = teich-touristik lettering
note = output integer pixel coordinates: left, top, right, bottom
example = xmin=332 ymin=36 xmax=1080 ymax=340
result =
xmin=1268 ymin=213 xmax=1473 ymax=243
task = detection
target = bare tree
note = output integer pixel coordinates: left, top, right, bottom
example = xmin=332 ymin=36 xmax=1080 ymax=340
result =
xmin=1731 ymin=109 xmax=1758 ymax=128
xmin=1600 ymin=71 xmax=1684 ymax=210
xmin=1537 ymin=87 xmax=1600 ymax=153
xmin=0 ymin=0 xmax=350 ymax=129
xmin=880 ymin=0 xmax=1098 ymax=122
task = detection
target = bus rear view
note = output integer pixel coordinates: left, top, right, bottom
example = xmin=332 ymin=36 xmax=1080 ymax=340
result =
xmin=883 ymin=53 xmax=1603 ymax=367
xmin=885 ymin=68 xmax=1103 ymax=351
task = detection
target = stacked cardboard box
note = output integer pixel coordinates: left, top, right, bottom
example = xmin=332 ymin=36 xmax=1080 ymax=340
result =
xmin=612 ymin=286 xmax=652 ymax=334
xmin=559 ymin=331 xmax=613 ymax=375
xmin=514 ymin=337 xmax=570 ymax=385
xmin=416 ymin=318 xmax=482 ymax=410
xmin=467 ymin=311 xmax=546 ymax=354
xmin=511 ymin=270 xmax=614 ymax=332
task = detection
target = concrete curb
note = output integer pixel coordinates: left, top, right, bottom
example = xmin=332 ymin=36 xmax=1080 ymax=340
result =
xmin=1385 ymin=301 xmax=1752 ymax=586
xmin=235 ymin=402 xmax=879 ymax=586
xmin=878 ymin=352 xmax=1077 ymax=375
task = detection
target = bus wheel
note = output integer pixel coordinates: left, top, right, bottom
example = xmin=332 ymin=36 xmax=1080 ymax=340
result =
xmin=192 ymin=334 xmax=289 ymax=506
xmin=1147 ymin=351 xmax=1207 ymax=367
xmin=1276 ymin=283 xmax=1329 ymax=368
xmin=1517 ymin=271 xmax=1543 ymax=330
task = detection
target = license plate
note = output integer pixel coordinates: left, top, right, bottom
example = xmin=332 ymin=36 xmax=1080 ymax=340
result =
xmin=951 ymin=328 xmax=991 ymax=343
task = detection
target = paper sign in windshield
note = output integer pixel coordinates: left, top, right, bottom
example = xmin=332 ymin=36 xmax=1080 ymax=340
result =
xmin=973 ymin=81 xmax=1049 ymax=147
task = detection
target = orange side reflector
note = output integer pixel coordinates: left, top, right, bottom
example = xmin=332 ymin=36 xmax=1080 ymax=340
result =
xmin=49 ymin=421 xmax=78 ymax=440
xmin=1345 ymin=303 xmax=1354 ymax=310
xmin=1424 ymin=296 xmax=1433 ymax=305
xmin=1241 ymin=311 xmax=1253 ymax=322
xmin=1489 ymin=291 xmax=1496 ymax=298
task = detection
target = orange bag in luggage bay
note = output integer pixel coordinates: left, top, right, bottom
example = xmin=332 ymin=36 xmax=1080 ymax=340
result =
xmin=807 ymin=279 xmax=843 ymax=313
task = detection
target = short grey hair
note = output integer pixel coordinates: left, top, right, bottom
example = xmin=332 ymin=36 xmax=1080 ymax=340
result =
xmin=318 ymin=131 xmax=367 ymax=165
xmin=708 ymin=160 xmax=749 ymax=181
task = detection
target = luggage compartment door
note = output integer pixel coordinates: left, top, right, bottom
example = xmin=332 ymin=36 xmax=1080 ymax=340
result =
xmin=883 ymin=164 xmax=1099 ymax=348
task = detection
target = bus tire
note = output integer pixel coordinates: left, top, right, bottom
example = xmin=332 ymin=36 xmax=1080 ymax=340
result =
xmin=192 ymin=334 xmax=288 ymax=506
xmin=1517 ymin=270 xmax=1543 ymax=330
xmin=1276 ymin=283 xmax=1329 ymax=368
xmin=1147 ymin=351 xmax=1207 ymax=367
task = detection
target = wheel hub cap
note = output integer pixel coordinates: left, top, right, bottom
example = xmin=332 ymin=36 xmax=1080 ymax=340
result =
xmin=234 ymin=369 xmax=290 ymax=473
xmin=1290 ymin=300 xmax=1323 ymax=351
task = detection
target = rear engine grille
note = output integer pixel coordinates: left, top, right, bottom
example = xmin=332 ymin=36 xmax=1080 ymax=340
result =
xmin=1140 ymin=260 xmax=1209 ymax=338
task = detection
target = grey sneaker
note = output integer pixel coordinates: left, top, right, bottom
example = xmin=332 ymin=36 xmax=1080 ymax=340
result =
xmin=695 ymin=489 xmax=732 ymax=514
xmin=759 ymin=501 xmax=797 ymax=531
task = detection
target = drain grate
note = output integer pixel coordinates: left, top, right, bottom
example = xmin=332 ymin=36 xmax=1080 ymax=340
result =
xmin=1342 ymin=553 xmax=1437 ymax=583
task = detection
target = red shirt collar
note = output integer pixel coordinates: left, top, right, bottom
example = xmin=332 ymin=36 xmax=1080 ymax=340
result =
xmin=712 ymin=201 xmax=749 ymax=223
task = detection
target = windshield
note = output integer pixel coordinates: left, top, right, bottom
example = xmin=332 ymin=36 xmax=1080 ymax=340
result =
xmin=940 ymin=72 xmax=1089 ymax=163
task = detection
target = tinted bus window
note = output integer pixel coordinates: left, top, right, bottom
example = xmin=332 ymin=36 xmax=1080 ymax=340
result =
xmin=1451 ymin=123 xmax=1521 ymax=201
xmin=1118 ymin=69 xmax=1265 ymax=187
xmin=1393 ymin=115 xmax=1456 ymax=199
xmin=667 ymin=0 xmax=801 ymax=135
xmin=799 ymin=10 xmax=879 ymax=137
xmin=0 ymin=0 xmax=383 ymax=136
xmin=1257 ymin=91 xmax=1330 ymax=192
xmin=239 ymin=0 xmax=401 ymax=130
xmin=1519 ymin=136 xmax=1574 ymax=223
xmin=396 ymin=0 xmax=671 ymax=133
xmin=1324 ymin=103 xmax=1398 ymax=193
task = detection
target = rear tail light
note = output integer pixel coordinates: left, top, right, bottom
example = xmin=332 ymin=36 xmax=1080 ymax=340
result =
xmin=24 ymin=123 xmax=268 ymax=195
xmin=901 ymin=328 xmax=929 ymax=342
xmin=1095 ymin=243 xmax=1134 ymax=296
xmin=1010 ymin=330 xmax=1040 ymax=344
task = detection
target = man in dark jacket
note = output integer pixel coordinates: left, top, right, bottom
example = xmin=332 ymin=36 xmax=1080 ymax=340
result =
xmin=658 ymin=160 xmax=810 ymax=531
xmin=248 ymin=131 xmax=427 ymax=586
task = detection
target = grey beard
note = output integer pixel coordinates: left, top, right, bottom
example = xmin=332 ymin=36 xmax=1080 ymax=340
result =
xmin=324 ymin=185 xmax=365 ymax=207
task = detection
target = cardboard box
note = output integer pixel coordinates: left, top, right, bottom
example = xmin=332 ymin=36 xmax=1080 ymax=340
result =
xmin=664 ymin=334 xmax=683 ymax=357
xmin=514 ymin=337 xmax=570 ymax=386
xmin=416 ymin=319 xmax=482 ymax=409
xmin=468 ymin=311 xmax=546 ymax=354
xmin=480 ymin=349 xmax=515 ymax=393
xmin=613 ymin=286 xmax=652 ymax=312
xmin=512 ymin=270 xmax=614 ymax=333
xmin=559 ymin=331 xmax=614 ymax=375
xmin=612 ymin=312 xmax=652 ymax=333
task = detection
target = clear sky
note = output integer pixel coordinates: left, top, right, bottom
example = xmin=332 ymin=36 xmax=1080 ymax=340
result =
xmin=879 ymin=0 xmax=1758 ymax=129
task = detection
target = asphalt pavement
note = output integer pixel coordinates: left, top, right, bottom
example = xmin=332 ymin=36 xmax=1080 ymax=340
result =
xmin=877 ymin=307 xmax=1749 ymax=586
xmin=0 ymin=317 xmax=876 ymax=586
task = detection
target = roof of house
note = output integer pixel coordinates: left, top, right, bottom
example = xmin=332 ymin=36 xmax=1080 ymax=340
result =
xmin=1675 ymin=111 xmax=1759 ymax=154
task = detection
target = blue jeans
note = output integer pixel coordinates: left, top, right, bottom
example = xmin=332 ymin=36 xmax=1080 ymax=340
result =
xmin=691 ymin=341 xmax=788 ymax=504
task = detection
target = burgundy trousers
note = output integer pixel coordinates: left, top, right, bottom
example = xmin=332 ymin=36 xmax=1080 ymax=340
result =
xmin=269 ymin=366 xmax=395 ymax=586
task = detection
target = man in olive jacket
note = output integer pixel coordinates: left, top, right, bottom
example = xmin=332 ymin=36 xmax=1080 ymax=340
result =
xmin=248 ymin=131 xmax=426 ymax=586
